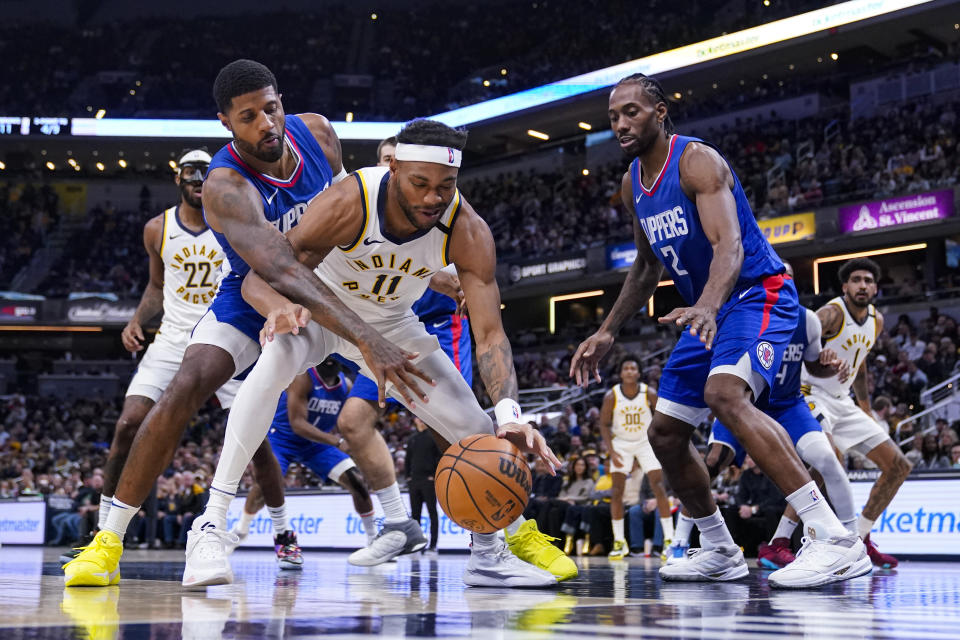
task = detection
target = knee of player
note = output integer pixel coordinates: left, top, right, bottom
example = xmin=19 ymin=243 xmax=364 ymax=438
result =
xmin=893 ymin=452 xmax=913 ymax=478
xmin=114 ymin=414 xmax=142 ymax=442
xmin=702 ymin=381 xmax=747 ymax=421
xmin=648 ymin=420 xmax=684 ymax=456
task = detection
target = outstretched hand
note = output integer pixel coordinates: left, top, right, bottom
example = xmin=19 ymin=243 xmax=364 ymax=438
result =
xmin=260 ymin=303 xmax=312 ymax=345
xmin=659 ymin=305 xmax=718 ymax=350
xmin=496 ymin=422 xmax=562 ymax=474
xmin=569 ymin=329 xmax=614 ymax=387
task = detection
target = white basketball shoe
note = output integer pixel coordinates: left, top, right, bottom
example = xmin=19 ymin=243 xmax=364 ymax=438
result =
xmin=658 ymin=545 xmax=749 ymax=582
xmin=768 ymin=533 xmax=872 ymax=588
xmin=182 ymin=520 xmax=238 ymax=588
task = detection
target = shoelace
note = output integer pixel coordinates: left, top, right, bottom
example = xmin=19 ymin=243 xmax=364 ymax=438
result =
xmin=513 ymin=528 xmax=559 ymax=545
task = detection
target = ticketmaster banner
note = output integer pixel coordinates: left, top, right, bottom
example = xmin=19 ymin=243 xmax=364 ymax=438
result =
xmin=0 ymin=500 xmax=46 ymax=544
xmin=851 ymin=478 xmax=960 ymax=555
xmin=226 ymin=492 xmax=472 ymax=551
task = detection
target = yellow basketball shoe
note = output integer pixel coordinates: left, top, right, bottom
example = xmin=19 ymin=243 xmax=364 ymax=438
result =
xmin=63 ymin=530 xmax=123 ymax=587
xmin=505 ymin=520 xmax=578 ymax=581
xmin=60 ymin=586 xmax=120 ymax=640
xmin=608 ymin=539 xmax=630 ymax=560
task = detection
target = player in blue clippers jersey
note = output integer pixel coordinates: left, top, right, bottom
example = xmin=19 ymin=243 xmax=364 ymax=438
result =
xmin=67 ymin=59 xmax=430 ymax=589
xmin=570 ymin=73 xmax=869 ymax=589
xmin=228 ymin=358 xmax=378 ymax=556
xmin=668 ymin=264 xmax=861 ymax=568
xmin=333 ymin=136 xmax=473 ymax=566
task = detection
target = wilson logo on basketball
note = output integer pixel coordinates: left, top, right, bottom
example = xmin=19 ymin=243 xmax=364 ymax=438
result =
xmin=498 ymin=457 xmax=531 ymax=494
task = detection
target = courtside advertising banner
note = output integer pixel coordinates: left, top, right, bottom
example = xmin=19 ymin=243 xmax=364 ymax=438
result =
xmin=851 ymin=477 xmax=959 ymax=555
xmin=0 ymin=499 xmax=46 ymax=544
xmin=226 ymin=492 xmax=473 ymax=550
xmin=838 ymin=189 xmax=954 ymax=234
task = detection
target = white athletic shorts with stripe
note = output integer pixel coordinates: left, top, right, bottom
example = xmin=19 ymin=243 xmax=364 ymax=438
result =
xmin=802 ymin=387 xmax=888 ymax=456
xmin=127 ymin=328 xmax=241 ymax=408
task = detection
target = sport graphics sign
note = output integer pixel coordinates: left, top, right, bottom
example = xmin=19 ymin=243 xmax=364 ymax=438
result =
xmin=851 ymin=477 xmax=960 ymax=555
xmin=838 ymin=189 xmax=954 ymax=234
xmin=226 ymin=491 xmax=472 ymax=550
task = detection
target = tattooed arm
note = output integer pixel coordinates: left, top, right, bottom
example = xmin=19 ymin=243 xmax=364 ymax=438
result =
xmin=450 ymin=197 xmax=560 ymax=470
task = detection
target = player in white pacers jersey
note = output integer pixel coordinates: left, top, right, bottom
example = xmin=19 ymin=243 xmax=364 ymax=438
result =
xmin=61 ymin=149 xmax=241 ymax=564
xmin=187 ymin=119 xmax=568 ymax=588
xmin=802 ymin=257 xmax=911 ymax=568
xmin=599 ymin=355 xmax=674 ymax=560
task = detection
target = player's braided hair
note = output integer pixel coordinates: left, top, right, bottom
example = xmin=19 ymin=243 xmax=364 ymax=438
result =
xmin=838 ymin=257 xmax=881 ymax=284
xmin=397 ymin=118 xmax=468 ymax=150
xmin=213 ymin=59 xmax=278 ymax=113
xmin=615 ymin=73 xmax=675 ymax=134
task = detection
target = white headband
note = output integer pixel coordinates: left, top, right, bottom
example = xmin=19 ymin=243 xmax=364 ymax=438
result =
xmin=394 ymin=143 xmax=462 ymax=168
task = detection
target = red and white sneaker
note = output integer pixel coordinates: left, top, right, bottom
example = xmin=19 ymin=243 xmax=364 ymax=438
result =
xmin=758 ymin=537 xmax=796 ymax=570
xmin=864 ymin=534 xmax=897 ymax=568
xmin=274 ymin=530 xmax=304 ymax=571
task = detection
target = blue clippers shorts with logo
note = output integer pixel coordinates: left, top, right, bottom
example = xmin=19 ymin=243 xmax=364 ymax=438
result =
xmin=657 ymin=274 xmax=799 ymax=424
xmin=269 ymin=432 xmax=351 ymax=480
xmin=709 ymin=395 xmax=824 ymax=467
xmin=349 ymin=315 xmax=473 ymax=404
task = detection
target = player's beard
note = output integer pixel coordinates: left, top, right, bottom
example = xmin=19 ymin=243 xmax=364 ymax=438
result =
xmin=846 ymin=290 xmax=873 ymax=309
xmin=180 ymin=182 xmax=202 ymax=209
xmin=236 ymin=124 xmax=287 ymax=163
xmin=396 ymin=186 xmax=445 ymax=232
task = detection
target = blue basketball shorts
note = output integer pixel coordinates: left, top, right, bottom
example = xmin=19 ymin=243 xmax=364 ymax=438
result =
xmin=657 ymin=274 xmax=799 ymax=426
xmin=349 ymin=314 xmax=472 ymax=403
xmin=708 ymin=395 xmax=824 ymax=467
xmin=269 ymin=432 xmax=354 ymax=482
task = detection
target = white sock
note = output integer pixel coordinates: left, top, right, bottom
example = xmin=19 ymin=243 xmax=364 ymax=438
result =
xmin=693 ymin=509 xmax=736 ymax=550
xmin=203 ymin=487 xmax=235 ymax=531
xmin=674 ymin=512 xmax=695 ymax=545
xmin=797 ymin=431 xmax=857 ymax=524
xmin=267 ymin=504 xmax=288 ymax=534
xmin=238 ymin=509 xmax=256 ymax=536
xmin=209 ymin=339 xmax=303 ymax=507
xmin=360 ymin=510 xmax=377 ymax=544
xmin=660 ymin=516 xmax=675 ymax=541
xmin=772 ymin=515 xmax=799 ymax=542
xmin=612 ymin=518 xmax=625 ymax=542
xmin=375 ymin=483 xmax=408 ymax=524
xmin=505 ymin=515 xmax=525 ymax=536
xmin=98 ymin=494 xmax=112 ymax=531
xmin=857 ymin=515 xmax=875 ymax=540
xmin=103 ymin=497 xmax=138 ymax=539
xmin=786 ymin=481 xmax=847 ymax=538
xmin=472 ymin=532 xmax=498 ymax=551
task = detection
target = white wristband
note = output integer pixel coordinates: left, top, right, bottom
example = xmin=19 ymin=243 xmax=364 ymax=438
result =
xmin=494 ymin=398 xmax=522 ymax=426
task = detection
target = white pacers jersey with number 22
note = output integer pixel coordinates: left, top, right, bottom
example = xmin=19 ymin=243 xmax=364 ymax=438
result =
xmin=159 ymin=205 xmax=225 ymax=334
xmin=314 ymin=166 xmax=461 ymax=323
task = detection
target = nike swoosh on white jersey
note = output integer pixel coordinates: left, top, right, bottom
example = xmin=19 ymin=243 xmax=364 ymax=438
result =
xmin=738 ymin=287 xmax=753 ymax=300
xmin=266 ymin=188 xmax=279 ymax=204
xmin=432 ymin=320 xmax=449 ymax=329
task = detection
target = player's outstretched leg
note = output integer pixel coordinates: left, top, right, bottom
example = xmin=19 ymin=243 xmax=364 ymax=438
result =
xmin=66 ymin=346 xmax=234 ymax=587
xmin=705 ymin=374 xmax=870 ymax=588
xmin=650 ymin=413 xmax=748 ymax=583
xmin=340 ymin=396 xmax=427 ymax=566
xmin=860 ymin=440 xmax=911 ymax=568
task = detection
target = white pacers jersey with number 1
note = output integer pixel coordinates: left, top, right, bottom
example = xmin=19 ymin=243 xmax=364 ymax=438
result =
xmin=801 ymin=296 xmax=878 ymax=398
xmin=159 ymin=205 xmax=226 ymax=334
xmin=314 ymin=166 xmax=460 ymax=322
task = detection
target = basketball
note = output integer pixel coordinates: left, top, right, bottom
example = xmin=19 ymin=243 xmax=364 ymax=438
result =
xmin=435 ymin=434 xmax=531 ymax=533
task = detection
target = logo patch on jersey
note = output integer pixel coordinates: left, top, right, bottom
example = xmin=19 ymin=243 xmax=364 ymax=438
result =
xmin=757 ymin=341 xmax=775 ymax=370
xmin=363 ymin=238 xmax=384 ymax=245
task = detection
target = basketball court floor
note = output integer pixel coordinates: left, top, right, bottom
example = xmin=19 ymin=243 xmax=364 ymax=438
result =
xmin=2 ymin=545 xmax=957 ymax=639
